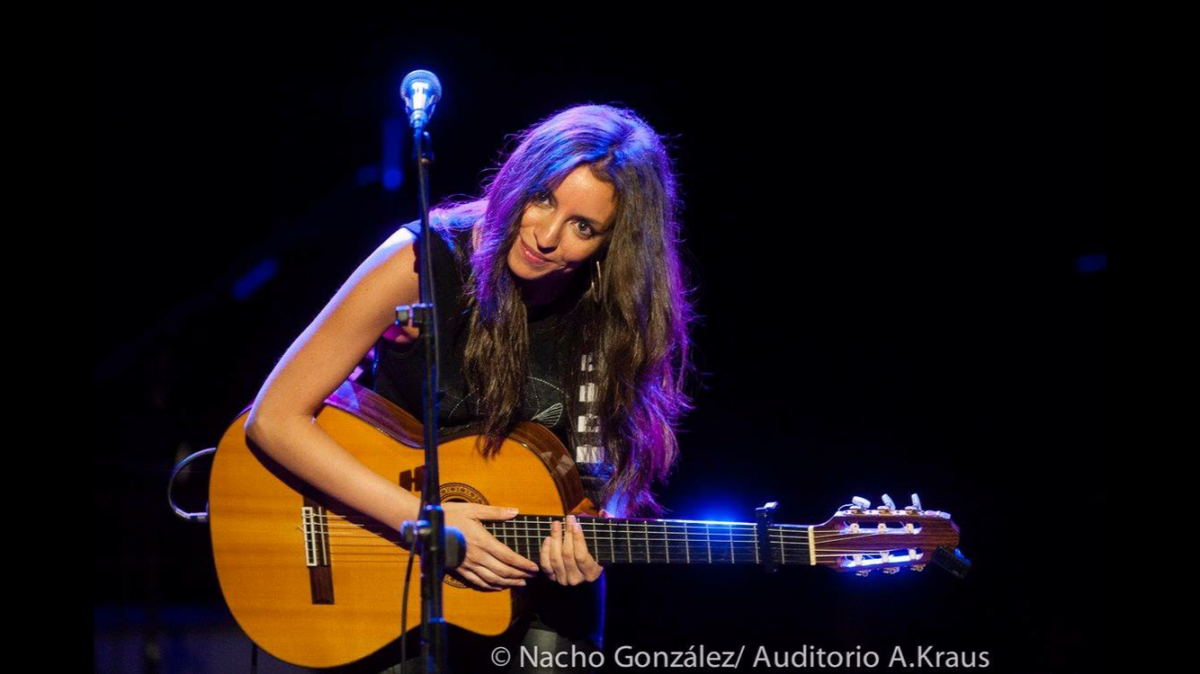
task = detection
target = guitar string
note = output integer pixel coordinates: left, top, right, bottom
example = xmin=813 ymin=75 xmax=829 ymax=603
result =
xmin=310 ymin=529 xmax=877 ymax=548
xmin=318 ymin=540 xmax=906 ymax=555
xmin=312 ymin=513 xmax=929 ymax=533
xmin=307 ymin=524 xmax=920 ymax=547
xmin=308 ymin=528 xmax=918 ymax=553
xmin=306 ymin=522 xmax=908 ymax=546
xmin=318 ymin=542 xmax=908 ymax=556
xmin=312 ymin=513 xmax=916 ymax=534
xmin=316 ymin=551 xmax=904 ymax=562
xmin=316 ymin=544 xmax=897 ymax=557
xmin=318 ymin=539 xmax=914 ymax=555
xmin=309 ymin=522 xmax=913 ymax=545
xmin=316 ymin=513 xmax=931 ymax=525
xmin=309 ymin=517 xmax=900 ymax=542
xmin=308 ymin=523 xmax=909 ymax=557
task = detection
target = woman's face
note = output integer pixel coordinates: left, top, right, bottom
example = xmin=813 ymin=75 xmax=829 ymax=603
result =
xmin=507 ymin=164 xmax=616 ymax=296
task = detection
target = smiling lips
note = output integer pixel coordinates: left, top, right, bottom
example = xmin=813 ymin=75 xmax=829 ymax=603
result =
xmin=520 ymin=239 xmax=553 ymax=266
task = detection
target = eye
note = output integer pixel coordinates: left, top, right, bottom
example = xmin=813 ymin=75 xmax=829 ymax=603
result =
xmin=574 ymin=220 xmax=595 ymax=237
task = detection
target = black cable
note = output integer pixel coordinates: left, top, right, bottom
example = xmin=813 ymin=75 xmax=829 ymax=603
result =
xmin=400 ymin=494 xmax=428 ymax=670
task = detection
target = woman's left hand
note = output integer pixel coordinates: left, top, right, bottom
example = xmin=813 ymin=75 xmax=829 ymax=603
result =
xmin=540 ymin=511 xmax=610 ymax=585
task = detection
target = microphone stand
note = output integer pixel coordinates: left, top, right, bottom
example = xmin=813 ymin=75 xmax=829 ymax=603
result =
xmin=396 ymin=119 xmax=453 ymax=674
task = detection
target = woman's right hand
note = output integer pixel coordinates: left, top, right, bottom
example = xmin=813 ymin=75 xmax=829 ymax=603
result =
xmin=443 ymin=502 xmax=540 ymax=591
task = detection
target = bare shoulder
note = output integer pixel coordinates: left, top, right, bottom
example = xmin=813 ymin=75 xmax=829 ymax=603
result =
xmin=379 ymin=223 xmax=419 ymax=258
xmin=331 ymin=223 xmax=422 ymax=323
xmin=246 ymin=224 xmax=423 ymax=424
xmin=373 ymin=225 xmax=422 ymax=344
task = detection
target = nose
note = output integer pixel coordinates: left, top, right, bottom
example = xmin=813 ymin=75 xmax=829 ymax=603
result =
xmin=533 ymin=216 xmax=565 ymax=252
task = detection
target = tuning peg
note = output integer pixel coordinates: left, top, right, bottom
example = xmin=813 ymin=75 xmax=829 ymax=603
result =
xmin=881 ymin=494 xmax=896 ymax=510
xmin=911 ymin=564 xmax=926 ymax=572
xmin=911 ymin=493 xmax=923 ymax=511
xmin=856 ymin=569 xmax=873 ymax=577
xmin=852 ymin=496 xmax=871 ymax=510
xmin=882 ymin=567 xmax=900 ymax=575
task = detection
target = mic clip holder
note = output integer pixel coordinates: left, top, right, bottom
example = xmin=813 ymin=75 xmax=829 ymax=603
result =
xmin=396 ymin=303 xmax=433 ymax=329
xmin=401 ymin=508 xmax=467 ymax=571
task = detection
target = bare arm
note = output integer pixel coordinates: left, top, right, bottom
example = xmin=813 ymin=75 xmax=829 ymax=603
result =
xmin=244 ymin=223 xmax=539 ymax=589
xmin=245 ymin=225 xmax=425 ymax=530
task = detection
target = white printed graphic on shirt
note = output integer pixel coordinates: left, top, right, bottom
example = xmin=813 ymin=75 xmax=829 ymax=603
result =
xmin=531 ymin=402 xmax=563 ymax=428
xmin=575 ymin=354 xmax=605 ymax=465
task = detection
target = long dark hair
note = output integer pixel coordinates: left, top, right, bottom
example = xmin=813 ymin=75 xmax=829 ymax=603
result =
xmin=433 ymin=104 xmax=694 ymax=515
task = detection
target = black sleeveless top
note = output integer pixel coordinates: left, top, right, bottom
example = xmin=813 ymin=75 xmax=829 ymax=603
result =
xmin=371 ymin=220 xmax=612 ymax=508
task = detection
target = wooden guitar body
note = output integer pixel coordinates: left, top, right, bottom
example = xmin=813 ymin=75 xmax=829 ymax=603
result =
xmin=210 ymin=381 xmax=583 ymax=669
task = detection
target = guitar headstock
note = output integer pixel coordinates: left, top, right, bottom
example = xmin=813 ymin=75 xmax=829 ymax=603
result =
xmin=810 ymin=494 xmax=970 ymax=578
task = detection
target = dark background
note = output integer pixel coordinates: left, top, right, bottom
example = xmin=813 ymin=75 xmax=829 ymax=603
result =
xmin=94 ymin=4 xmax=1105 ymax=673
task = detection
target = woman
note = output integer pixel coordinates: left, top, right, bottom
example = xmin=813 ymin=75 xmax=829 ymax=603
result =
xmin=246 ymin=104 xmax=695 ymax=672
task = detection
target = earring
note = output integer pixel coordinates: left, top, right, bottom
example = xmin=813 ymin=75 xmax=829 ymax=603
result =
xmin=589 ymin=258 xmax=604 ymax=302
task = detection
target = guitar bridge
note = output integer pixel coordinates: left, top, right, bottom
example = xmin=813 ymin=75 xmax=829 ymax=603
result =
xmin=302 ymin=501 xmax=334 ymax=604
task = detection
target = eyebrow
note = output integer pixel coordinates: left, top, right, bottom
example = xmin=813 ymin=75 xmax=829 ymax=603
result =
xmin=544 ymin=193 xmax=611 ymax=232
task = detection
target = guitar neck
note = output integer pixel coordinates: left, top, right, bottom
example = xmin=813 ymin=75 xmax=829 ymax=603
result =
xmin=484 ymin=516 xmax=815 ymax=567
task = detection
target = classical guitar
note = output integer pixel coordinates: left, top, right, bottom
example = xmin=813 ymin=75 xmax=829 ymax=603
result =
xmin=209 ymin=381 xmax=968 ymax=669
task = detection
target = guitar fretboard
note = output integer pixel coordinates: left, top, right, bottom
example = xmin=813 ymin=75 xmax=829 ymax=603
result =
xmin=484 ymin=516 xmax=816 ymax=566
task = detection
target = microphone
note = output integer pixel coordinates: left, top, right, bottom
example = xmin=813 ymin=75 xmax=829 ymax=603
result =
xmin=400 ymin=69 xmax=442 ymax=129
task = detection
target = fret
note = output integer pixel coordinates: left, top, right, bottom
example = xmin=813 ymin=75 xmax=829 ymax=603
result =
xmin=607 ymin=518 xmax=615 ymax=565
xmin=592 ymin=518 xmax=606 ymax=564
xmin=663 ymin=522 xmax=670 ymax=564
xmin=643 ymin=522 xmax=651 ymax=563
xmin=534 ymin=516 xmax=545 ymax=559
xmin=705 ymin=523 xmax=712 ymax=564
xmin=665 ymin=520 xmax=688 ymax=565
xmin=532 ymin=513 xmax=542 ymax=556
xmin=684 ymin=522 xmax=691 ymax=564
xmin=518 ymin=518 xmax=526 ymax=557
xmin=584 ymin=518 xmax=592 ymax=563
xmin=766 ymin=525 xmax=813 ymax=567
xmin=704 ymin=524 xmax=743 ymax=564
